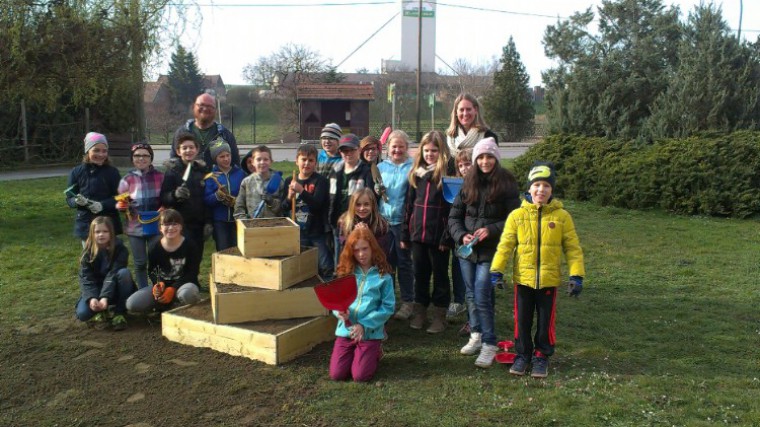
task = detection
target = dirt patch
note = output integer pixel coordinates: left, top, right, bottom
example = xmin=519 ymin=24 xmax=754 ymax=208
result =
xmin=0 ymin=313 xmax=330 ymax=426
xmin=238 ymin=218 xmax=294 ymax=228
xmin=170 ymin=300 xmax=320 ymax=334
xmin=214 ymin=275 xmax=322 ymax=293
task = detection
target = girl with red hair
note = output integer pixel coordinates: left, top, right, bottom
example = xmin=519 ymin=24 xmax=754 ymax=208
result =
xmin=330 ymin=227 xmax=395 ymax=382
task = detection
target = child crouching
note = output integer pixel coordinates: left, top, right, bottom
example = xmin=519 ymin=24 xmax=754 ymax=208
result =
xmin=490 ymin=162 xmax=585 ymax=378
xmin=329 ymin=227 xmax=395 ymax=382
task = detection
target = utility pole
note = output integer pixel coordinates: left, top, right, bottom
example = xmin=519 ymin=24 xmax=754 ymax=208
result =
xmin=415 ymin=0 xmax=422 ymax=143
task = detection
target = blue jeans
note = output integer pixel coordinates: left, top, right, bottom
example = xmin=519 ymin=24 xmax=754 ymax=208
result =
xmin=389 ymin=224 xmax=414 ymax=303
xmin=75 ymin=268 xmax=135 ymax=320
xmin=128 ymin=235 xmax=160 ymax=289
xmin=213 ymin=221 xmax=237 ymax=251
xmin=459 ymin=259 xmax=496 ymax=345
xmin=302 ymin=234 xmax=334 ymax=280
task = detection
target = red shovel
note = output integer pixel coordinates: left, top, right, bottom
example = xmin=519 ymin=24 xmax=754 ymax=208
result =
xmin=314 ymin=275 xmax=358 ymax=326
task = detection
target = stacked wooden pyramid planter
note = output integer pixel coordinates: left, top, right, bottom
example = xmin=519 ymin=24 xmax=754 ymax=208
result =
xmin=162 ymin=217 xmax=336 ymax=365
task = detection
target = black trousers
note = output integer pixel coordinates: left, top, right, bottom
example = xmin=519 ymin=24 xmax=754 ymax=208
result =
xmin=513 ymin=284 xmax=557 ymax=358
xmin=412 ymin=242 xmax=451 ymax=308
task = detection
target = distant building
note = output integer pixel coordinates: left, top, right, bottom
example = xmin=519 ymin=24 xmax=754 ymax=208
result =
xmin=533 ymin=86 xmax=545 ymax=103
xmin=384 ymin=1 xmax=436 ymax=73
xmin=296 ymin=83 xmax=375 ymax=139
xmin=143 ymin=74 xmax=227 ymax=116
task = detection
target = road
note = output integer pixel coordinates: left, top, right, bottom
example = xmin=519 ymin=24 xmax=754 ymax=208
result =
xmin=0 ymin=142 xmax=535 ymax=181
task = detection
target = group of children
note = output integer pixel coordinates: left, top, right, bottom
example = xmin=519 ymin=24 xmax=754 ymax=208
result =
xmin=69 ymin=119 xmax=584 ymax=383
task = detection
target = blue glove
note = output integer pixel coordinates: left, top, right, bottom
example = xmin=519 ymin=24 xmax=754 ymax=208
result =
xmin=568 ymin=276 xmax=583 ymax=297
xmin=490 ymin=272 xmax=504 ymax=289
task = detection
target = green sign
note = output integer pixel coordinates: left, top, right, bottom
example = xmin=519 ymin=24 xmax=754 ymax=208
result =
xmin=403 ymin=1 xmax=435 ymax=18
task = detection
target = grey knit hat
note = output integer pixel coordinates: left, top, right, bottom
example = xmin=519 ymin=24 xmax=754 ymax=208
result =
xmin=209 ymin=139 xmax=231 ymax=161
xmin=320 ymin=123 xmax=342 ymax=140
xmin=84 ymin=132 xmax=108 ymax=153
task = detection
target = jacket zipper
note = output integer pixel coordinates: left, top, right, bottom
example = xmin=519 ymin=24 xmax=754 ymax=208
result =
xmin=536 ymin=205 xmax=542 ymax=289
xmin=421 ymin=180 xmax=430 ymax=242
xmin=351 ymin=271 xmax=370 ymax=326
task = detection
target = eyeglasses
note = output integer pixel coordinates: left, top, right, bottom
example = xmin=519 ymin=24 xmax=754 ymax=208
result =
xmin=195 ymin=103 xmax=215 ymax=110
xmin=133 ymin=154 xmax=151 ymax=159
xmin=363 ymin=146 xmax=378 ymax=152
xmin=161 ymin=222 xmax=180 ymax=228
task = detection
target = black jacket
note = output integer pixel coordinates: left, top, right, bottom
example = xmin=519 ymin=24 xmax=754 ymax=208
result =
xmin=160 ymin=158 xmax=209 ymax=227
xmin=66 ymin=163 xmax=123 ymax=239
xmin=327 ymin=161 xmax=375 ymax=228
xmin=282 ymin=172 xmax=330 ymax=236
xmin=79 ymin=238 xmax=129 ymax=302
xmin=448 ymin=173 xmax=520 ymax=263
xmin=402 ymin=169 xmax=452 ymax=247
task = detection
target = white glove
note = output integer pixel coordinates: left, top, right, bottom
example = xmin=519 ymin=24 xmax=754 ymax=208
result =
xmin=74 ymin=194 xmax=90 ymax=207
xmin=88 ymin=201 xmax=103 ymax=214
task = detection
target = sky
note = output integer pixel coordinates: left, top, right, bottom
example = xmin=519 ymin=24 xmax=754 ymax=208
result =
xmin=155 ymin=0 xmax=760 ymax=88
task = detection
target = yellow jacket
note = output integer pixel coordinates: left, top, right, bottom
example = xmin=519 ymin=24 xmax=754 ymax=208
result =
xmin=491 ymin=198 xmax=585 ymax=289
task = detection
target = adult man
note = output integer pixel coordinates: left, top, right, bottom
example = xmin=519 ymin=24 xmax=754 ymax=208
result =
xmin=172 ymin=93 xmax=240 ymax=170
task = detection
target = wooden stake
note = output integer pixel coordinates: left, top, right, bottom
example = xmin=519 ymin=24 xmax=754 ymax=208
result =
xmin=291 ymin=170 xmax=297 ymax=221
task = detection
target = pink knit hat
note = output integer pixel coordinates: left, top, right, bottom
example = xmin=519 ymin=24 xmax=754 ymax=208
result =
xmin=472 ymin=137 xmax=500 ymax=162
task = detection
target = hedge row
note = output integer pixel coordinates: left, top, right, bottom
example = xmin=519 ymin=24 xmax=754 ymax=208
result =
xmin=512 ymin=132 xmax=760 ymax=218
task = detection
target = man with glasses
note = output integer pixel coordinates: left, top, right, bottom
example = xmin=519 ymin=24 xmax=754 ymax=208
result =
xmin=171 ymin=93 xmax=240 ymax=171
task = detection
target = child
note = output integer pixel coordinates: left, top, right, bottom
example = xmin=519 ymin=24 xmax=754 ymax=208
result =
xmin=160 ymin=131 xmax=209 ymax=262
xmin=360 ymin=135 xmax=381 ymax=165
xmin=490 ymin=162 xmax=585 ymax=378
xmin=66 ymin=132 xmax=122 ymax=244
xmin=282 ymin=144 xmax=333 ymax=279
xmin=126 ymin=209 xmax=202 ymax=313
xmin=337 ymin=188 xmax=394 ymax=262
xmin=377 ymin=130 xmax=415 ymax=321
xmin=240 ymin=148 xmax=256 ymax=175
xmin=75 ymin=216 xmax=134 ymax=331
xmin=400 ymin=130 xmax=454 ymax=334
xmin=329 ymin=227 xmax=395 ymax=383
xmin=234 ymin=145 xmax=285 ymax=219
xmin=317 ymin=123 xmax=343 ymax=177
xmin=204 ymin=140 xmax=245 ymax=251
xmin=448 ymin=148 xmax=474 ymax=321
xmin=117 ymin=142 xmax=164 ymax=289
xmin=327 ymin=134 xmax=375 ymax=263
xmin=448 ymin=138 xmax=520 ymax=368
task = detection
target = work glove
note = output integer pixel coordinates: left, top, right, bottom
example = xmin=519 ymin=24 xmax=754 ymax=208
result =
xmin=88 ymin=201 xmax=103 ymax=214
xmin=490 ymin=272 xmax=504 ymax=289
xmin=116 ymin=199 xmax=129 ymax=211
xmin=567 ymin=276 xmax=583 ymax=297
xmin=204 ymin=223 xmax=214 ymax=241
xmin=261 ymin=194 xmax=274 ymax=205
xmin=74 ymin=194 xmax=91 ymax=207
xmin=153 ymin=282 xmax=176 ymax=304
xmin=174 ymin=185 xmax=191 ymax=201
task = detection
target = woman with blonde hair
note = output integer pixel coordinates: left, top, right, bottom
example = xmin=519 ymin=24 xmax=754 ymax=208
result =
xmin=445 ymin=94 xmax=498 ymax=157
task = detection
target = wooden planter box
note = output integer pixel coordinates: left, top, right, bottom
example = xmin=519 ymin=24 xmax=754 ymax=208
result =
xmin=162 ymin=300 xmax=336 ymax=365
xmin=210 ymin=275 xmax=327 ymax=324
xmin=236 ymin=217 xmax=300 ymax=258
xmin=212 ymin=246 xmax=318 ymax=290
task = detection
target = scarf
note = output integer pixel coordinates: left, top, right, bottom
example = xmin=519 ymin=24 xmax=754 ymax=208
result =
xmin=449 ymin=126 xmax=485 ymax=156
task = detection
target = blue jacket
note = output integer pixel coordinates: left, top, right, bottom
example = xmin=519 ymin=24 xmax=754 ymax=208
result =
xmin=333 ymin=266 xmax=395 ymax=341
xmin=377 ymin=157 xmax=412 ymax=225
xmin=66 ymin=162 xmax=123 ymax=238
xmin=203 ymin=164 xmax=245 ymax=222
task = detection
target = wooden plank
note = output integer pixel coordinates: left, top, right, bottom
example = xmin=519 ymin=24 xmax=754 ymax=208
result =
xmin=212 ymin=247 xmax=318 ymax=290
xmin=276 ymin=316 xmax=337 ymax=364
xmin=212 ymin=276 xmax=327 ymax=324
xmin=162 ymin=300 xmax=334 ymax=365
xmin=236 ymin=217 xmax=300 ymax=258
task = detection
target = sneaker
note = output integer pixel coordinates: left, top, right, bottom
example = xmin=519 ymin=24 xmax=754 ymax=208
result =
xmin=531 ymin=355 xmax=549 ymax=378
xmin=393 ymin=302 xmax=414 ymax=320
xmin=458 ymin=321 xmax=471 ymax=337
xmin=446 ymin=303 xmax=466 ymax=319
xmin=460 ymin=332 xmax=482 ymax=355
xmin=474 ymin=343 xmax=499 ymax=368
xmin=509 ymin=355 xmax=529 ymax=376
xmin=111 ymin=314 xmax=128 ymax=331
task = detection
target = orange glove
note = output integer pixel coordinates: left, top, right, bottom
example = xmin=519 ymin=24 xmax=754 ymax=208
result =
xmin=116 ymin=200 xmax=129 ymax=211
xmin=152 ymin=282 xmax=165 ymax=300
xmin=156 ymin=286 xmax=176 ymax=305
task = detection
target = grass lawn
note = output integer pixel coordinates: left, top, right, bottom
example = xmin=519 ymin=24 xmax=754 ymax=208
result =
xmin=1 ymin=168 xmax=759 ymax=426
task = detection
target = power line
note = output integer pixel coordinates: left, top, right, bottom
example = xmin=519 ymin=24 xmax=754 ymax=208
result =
xmin=336 ymin=11 xmax=399 ymax=68
xmin=435 ymin=2 xmax=569 ymax=20
xmin=174 ymin=1 xmax=394 ymax=7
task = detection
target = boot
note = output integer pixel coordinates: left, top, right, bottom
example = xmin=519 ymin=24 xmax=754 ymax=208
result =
xmin=426 ymin=306 xmax=448 ymax=334
xmin=393 ymin=302 xmax=414 ymax=320
xmin=409 ymin=303 xmax=427 ymax=330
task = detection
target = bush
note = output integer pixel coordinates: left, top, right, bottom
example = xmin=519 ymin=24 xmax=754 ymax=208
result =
xmin=514 ymin=131 xmax=760 ymax=218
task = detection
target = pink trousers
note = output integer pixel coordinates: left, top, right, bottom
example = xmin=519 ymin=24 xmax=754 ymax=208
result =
xmin=329 ymin=337 xmax=383 ymax=382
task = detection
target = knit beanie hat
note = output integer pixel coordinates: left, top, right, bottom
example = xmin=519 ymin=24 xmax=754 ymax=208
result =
xmin=84 ymin=132 xmax=108 ymax=153
xmin=472 ymin=137 xmax=500 ymax=163
xmin=320 ymin=123 xmax=342 ymax=141
xmin=527 ymin=161 xmax=556 ymax=188
xmin=131 ymin=142 xmax=154 ymax=160
xmin=209 ymin=139 xmax=231 ymax=161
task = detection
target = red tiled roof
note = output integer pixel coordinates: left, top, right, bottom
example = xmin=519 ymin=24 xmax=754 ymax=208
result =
xmin=143 ymin=82 xmax=163 ymax=103
xmin=296 ymin=83 xmax=375 ymax=101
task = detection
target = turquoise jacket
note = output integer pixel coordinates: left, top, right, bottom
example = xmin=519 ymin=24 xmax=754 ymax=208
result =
xmin=333 ymin=266 xmax=395 ymax=340
xmin=377 ymin=157 xmax=413 ymax=225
